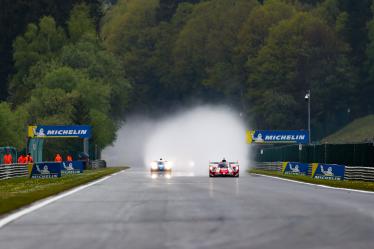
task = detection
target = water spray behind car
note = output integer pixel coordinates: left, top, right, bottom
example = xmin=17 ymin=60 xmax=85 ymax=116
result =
xmin=103 ymin=105 xmax=249 ymax=175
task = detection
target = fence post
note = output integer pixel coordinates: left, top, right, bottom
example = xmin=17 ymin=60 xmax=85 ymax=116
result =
xmin=324 ymin=143 xmax=327 ymax=164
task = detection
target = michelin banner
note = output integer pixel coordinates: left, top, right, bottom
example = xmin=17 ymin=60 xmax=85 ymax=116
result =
xmin=311 ymin=163 xmax=345 ymax=180
xmin=61 ymin=161 xmax=84 ymax=174
xmin=28 ymin=125 xmax=91 ymax=138
xmin=247 ymin=130 xmax=309 ymax=144
xmin=30 ymin=162 xmax=61 ymax=179
xmin=282 ymin=162 xmax=309 ymax=176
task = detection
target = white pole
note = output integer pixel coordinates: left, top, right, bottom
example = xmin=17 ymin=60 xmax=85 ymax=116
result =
xmin=308 ymin=89 xmax=311 ymax=144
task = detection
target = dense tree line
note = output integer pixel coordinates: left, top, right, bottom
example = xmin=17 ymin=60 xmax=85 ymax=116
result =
xmin=101 ymin=0 xmax=373 ymax=139
xmin=0 ymin=3 xmax=130 ymax=151
xmin=1 ymin=0 xmax=374 ymax=151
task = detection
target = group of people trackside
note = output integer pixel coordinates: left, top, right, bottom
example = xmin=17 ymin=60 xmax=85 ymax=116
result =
xmin=54 ymin=154 xmax=73 ymax=162
xmin=17 ymin=153 xmax=33 ymax=164
xmin=2 ymin=151 xmax=73 ymax=165
xmin=1 ymin=151 xmax=33 ymax=165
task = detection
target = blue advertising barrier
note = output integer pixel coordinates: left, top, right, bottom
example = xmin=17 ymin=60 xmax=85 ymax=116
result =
xmin=247 ymin=130 xmax=309 ymax=144
xmin=312 ymin=163 xmax=345 ymax=180
xmin=30 ymin=162 xmax=61 ymax=179
xmin=28 ymin=125 xmax=91 ymax=138
xmin=61 ymin=161 xmax=84 ymax=174
xmin=282 ymin=162 xmax=309 ymax=176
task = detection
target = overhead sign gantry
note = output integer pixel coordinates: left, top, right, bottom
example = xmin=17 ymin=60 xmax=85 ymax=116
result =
xmin=246 ymin=130 xmax=309 ymax=144
xmin=28 ymin=125 xmax=92 ymax=162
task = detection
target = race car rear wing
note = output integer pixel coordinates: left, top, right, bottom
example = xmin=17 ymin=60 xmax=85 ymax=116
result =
xmin=209 ymin=161 xmax=239 ymax=164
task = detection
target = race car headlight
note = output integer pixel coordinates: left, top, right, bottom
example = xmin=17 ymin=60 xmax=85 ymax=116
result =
xmin=151 ymin=162 xmax=158 ymax=169
xmin=165 ymin=162 xmax=172 ymax=170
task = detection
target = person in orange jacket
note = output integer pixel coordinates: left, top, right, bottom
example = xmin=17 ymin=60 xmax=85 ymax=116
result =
xmin=26 ymin=153 xmax=33 ymax=163
xmin=66 ymin=154 xmax=73 ymax=161
xmin=3 ymin=151 xmax=13 ymax=164
xmin=17 ymin=154 xmax=26 ymax=164
xmin=54 ymin=153 xmax=63 ymax=162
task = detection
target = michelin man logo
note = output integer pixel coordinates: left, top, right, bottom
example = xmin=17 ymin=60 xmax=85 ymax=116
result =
xmin=253 ymin=133 xmax=264 ymax=143
xmin=63 ymin=162 xmax=74 ymax=171
xmin=289 ymin=164 xmax=300 ymax=173
xmin=33 ymin=127 xmax=46 ymax=137
xmin=36 ymin=164 xmax=50 ymax=174
xmin=320 ymin=165 xmax=334 ymax=176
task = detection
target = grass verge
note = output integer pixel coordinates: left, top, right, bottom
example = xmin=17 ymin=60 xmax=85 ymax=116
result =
xmin=0 ymin=167 xmax=127 ymax=215
xmin=249 ymin=168 xmax=374 ymax=192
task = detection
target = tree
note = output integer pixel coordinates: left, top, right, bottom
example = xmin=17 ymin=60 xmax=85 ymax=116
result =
xmin=247 ymin=12 xmax=357 ymax=134
xmin=156 ymin=0 xmax=200 ymax=22
xmin=68 ymin=4 xmax=96 ymax=42
xmin=8 ymin=4 xmax=131 ymax=150
xmin=172 ymin=0 xmax=259 ymax=102
xmin=9 ymin=16 xmax=66 ymax=105
xmin=364 ymin=0 xmax=374 ymax=113
xmin=0 ymin=0 xmax=104 ymax=100
xmin=0 ymin=102 xmax=28 ymax=149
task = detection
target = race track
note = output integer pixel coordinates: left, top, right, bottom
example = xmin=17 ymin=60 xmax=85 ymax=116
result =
xmin=1 ymin=169 xmax=374 ymax=249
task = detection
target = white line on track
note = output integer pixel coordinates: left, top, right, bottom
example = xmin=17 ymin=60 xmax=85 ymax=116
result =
xmin=252 ymin=173 xmax=374 ymax=195
xmin=0 ymin=170 xmax=124 ymax=229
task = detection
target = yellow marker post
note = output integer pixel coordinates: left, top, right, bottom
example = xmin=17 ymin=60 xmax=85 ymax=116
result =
xmin=246 ymin=130 xmax=255 ymax=144
xmin=282 ymin=162 xmax=289 ymax=174
xmin=28 ymin=126 xmax=37 ymax=138
xmin=311 ymin=163 xmax=319 ymax=178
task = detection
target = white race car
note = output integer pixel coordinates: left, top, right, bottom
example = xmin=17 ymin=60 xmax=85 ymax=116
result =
xmin=150 ymin=158 xmax=172 ymax=172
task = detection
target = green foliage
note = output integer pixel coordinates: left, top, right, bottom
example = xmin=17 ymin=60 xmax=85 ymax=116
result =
xmin=68 ymin=4 xmax=96 ymax=42
xmin=0 ymin=103 xmax=28 ymax=149
xmin=322 ymin=115 xmax=374 ymax=143
xmin=3 ymin=0 xmax=374 ymax=151
xmin=173 ymin=0 xmax=259 ymax=96
xmin=247 ymin=12 xmax=356 ymax=132
xmin=6 ymin=3 xmax=131 ymax=151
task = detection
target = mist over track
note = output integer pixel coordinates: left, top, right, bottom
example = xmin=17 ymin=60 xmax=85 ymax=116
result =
xmin=103 ymin=105 xmax=249 ymax=175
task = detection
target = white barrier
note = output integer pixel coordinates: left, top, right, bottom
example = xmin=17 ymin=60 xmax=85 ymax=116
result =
xmin=253 ymin=162 xmax=374 ymax=182
xmin=0 ymin=164 xmax=29 ymax=180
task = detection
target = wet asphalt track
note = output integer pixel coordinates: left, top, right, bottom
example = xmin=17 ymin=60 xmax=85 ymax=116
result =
xmin=0 ymin=169 xmax=374 ymax=249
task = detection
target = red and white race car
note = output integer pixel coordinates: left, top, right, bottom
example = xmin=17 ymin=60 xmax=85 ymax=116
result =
xmin=209 ymin=160 xmax=239 ymax=177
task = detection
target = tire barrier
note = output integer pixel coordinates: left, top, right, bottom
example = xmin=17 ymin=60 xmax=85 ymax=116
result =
xmin=253 ymin=162 xmax=374 ymax=182
xmin=0 ymin=164 xmax=29 ymax=180
xmin=90 ymin=160 xmax=107 ymax=169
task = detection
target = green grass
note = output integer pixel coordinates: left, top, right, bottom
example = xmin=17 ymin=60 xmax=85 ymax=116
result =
xmin=249 ymin=168 xmax=374 ymax=192
xmin=322 ymin=115 xmax=374 ymax=143
xmin=0 ymin=167 xmax=127 ymax=215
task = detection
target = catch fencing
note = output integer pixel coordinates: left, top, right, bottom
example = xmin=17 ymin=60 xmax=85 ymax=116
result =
xmin=253 ymin=162 xmax=374 ymax=182
xmin=254 ymin=143 xmax=374 ymax=167
xmin=0 ymin=164 xmax=29 ymax=180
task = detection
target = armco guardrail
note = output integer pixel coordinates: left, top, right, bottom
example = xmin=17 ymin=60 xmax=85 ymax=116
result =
xmin=252 ymin=162 xmax=282 ymax=172
xmin=0 ymin=164 xmax=29 ymax=180
xmin=253 ymin=162 xmax=374 ymax=182
xmin=90 ymin=160 xmax=107 ymax=169
xmin=344 ymin=166 xmax=374 ymax=181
